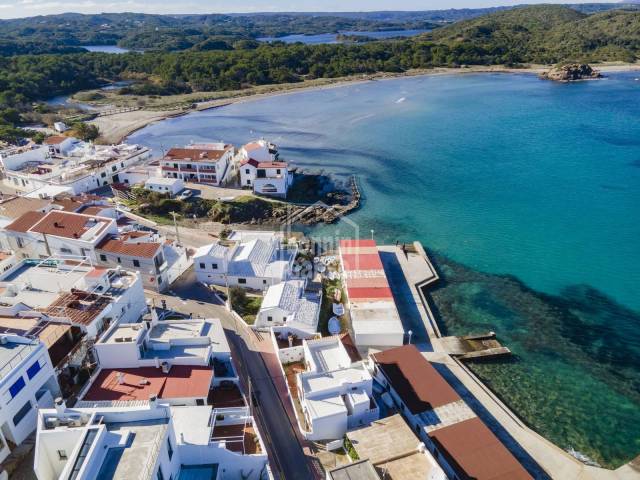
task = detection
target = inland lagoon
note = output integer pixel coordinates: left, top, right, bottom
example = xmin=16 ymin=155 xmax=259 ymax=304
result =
xmin=128 ymin=71 xmax=640 ymax=468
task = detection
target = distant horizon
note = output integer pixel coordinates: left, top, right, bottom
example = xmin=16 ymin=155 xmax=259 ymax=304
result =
xmin=0 ymin=0 xmax=622 ymax=20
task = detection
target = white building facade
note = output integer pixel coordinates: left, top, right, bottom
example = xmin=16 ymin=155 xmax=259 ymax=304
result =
xmin=0 ymin=335 xmax=60 ymax=463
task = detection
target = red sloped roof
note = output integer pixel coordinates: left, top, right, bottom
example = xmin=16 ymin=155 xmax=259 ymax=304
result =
xmin=429 ymin=418 xmax=533 ymax=480
xmin=341 ymin=253 xmax=384 ymax=272
xmin=82 ymin=366 xmax=213 ymax=401
xmin=5 ymin=211 xmax=47 ymax=233
xmin=373 ymin=345 xmax=460 ymax=413
xmin=96 ymin=236 xmax=160 ymax=258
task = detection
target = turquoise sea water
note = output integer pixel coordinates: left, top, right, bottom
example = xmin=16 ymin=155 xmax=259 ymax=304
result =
xmin=129 ymin=72 xmax=640 ymax=467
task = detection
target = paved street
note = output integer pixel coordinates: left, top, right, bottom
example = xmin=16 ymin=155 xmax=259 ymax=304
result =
xmin=147 ymin=267 xmax=318 ymax=479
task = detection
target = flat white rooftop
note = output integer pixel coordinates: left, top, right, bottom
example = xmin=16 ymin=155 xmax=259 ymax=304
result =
xmin=306 ymin=338 xmax=351 ymax=373
xmin=301 ymin=366 xmax=370 ymax=396
xmin=306 ymin=394 xmax=347 ymax=420
xmin=100 ymin=323 xmax=145 ymax=344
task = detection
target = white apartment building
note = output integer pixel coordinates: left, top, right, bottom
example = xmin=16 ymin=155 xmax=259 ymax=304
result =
xmin=1 ymin=210 xmax=117 ymax=262
xmin=0 ymin=258 xmax=146 ymax=339
xmin=95 ymin=230 xmax=191 ymax=292
xmin=295 ymin=337 xmax=378 ymax=441
xmin=0 ymin=138 xmax=151 ymax=195
xmin=194 ymin=231 xmax=297 ymax=290
xmin=254 ymin=279 xmax=321 ymax=335
xmin=79 ymin=317 xmax=239 ymax=407
xmin=161 ymin=143 xmax=234 ymax=186
xmin=0 ymin=334 xmax=60 ymax=463
xmin=34 ymin=401 xmax=269 ymax=480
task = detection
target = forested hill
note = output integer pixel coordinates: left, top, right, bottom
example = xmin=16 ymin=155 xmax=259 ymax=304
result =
xmin=427 ymin=5 xmax=640 ymax=63
xmin=2 ymin=5 xmax=640 ymax=142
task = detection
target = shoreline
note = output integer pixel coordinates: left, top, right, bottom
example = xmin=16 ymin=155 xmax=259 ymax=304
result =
xmin=91 ymin=62 xmax=640 ymax=144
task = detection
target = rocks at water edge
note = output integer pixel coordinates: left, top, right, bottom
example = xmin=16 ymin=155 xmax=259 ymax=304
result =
xmin=539 ymin=64 xmax=603 ymax=82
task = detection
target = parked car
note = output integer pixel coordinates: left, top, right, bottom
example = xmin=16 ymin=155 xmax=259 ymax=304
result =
xmin=177 ymin=189 xmax=193 ymax=200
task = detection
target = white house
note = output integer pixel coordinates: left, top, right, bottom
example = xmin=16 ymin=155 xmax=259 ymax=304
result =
xmin=34 ymin=401 xmax=269 ymax=480
xmin=96 ymin=230 xmax=191 ymax=292
xmin=1 ymin=209 xmax=117 ymax=262
xmin=254 ymin=279 xmax=321 ymax=335
xmin=238 ymin=139 xmax=278 ymax=163
xmin=295 ymin=337 xmax=378 ymax=441
xmin=0 ymin=334 xmax=60 ymax=463
xmin=161 ymin=143 xmax=234 ymax=186
xmin=0 ymin=258 xmax=147 ymax=340
xmin=239 ymin=159 xmax=292 ymax=198
xmin=0 ymin=138 xmax=151 ymax=195
xmin=144 ymin=177 xmax=184 ymax=197
xmin=194 ymin=231 xmax=297 ymax=290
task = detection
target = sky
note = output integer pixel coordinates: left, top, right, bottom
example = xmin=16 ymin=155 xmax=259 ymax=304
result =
xmin=0 ymin=0 xmax=620 ymax=19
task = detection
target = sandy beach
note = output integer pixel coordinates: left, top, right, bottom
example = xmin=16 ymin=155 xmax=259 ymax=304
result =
xmin=91 ymin=62 xmax=640 ymax=145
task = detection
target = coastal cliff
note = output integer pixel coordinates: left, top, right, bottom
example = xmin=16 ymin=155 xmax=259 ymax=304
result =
xmin=539 ymin=64 xmax=603 ymax=82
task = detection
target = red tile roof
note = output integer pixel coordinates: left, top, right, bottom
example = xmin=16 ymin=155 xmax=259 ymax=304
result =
xmin=5 ymin=211 xmax=47 ymax=233
xmin=165 ymin=146 xmax=230 ymax=162
xmin=96 ymin=236 xmax=160 ymax=258
xmin=429 ymin=417 xmax=533 ymax=480
xmin=44 ymin=135 xmax=69 ymax=145
xmin=29 ymin=211 xmax=112 ymax=239
xmin=339 ymin=239 xmax=393 ymax=302
xmin=373 ymin=345 xmax=460 ymax=413
xmin=82 ymin=366 xmax=213 ymax=401
xmin=240 ymin=158 xmax=287 ymax=169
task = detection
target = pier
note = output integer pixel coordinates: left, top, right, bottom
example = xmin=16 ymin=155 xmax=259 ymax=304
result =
xmin=438 ymin=332 xmax=512 ymax=359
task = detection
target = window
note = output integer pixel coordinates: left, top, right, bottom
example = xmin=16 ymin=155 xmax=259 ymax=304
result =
xmin=60 ymin=247 xmax=72 ymax=254
xmin=133 ymin=259 xmax=140 ymax=268
xmin=276 ymin=169 xmax=281 ymax=175
xmin=263 ymin=279 xmax=267 ymax=284
xmin=121 ymin=162 xmax=124 ymax=167
xmin=12 ymin=401 xmax=32 ymax=426
xmin=9 ymin=376 xmax=25 ymax=398
xmin=158 ymin=276 xmax=163 ymax=284
xmin=111 ymin=165 xmax=117 ymax=172
xmin=173 ymin=163 xmax=178 ymax=169
xmin=101 ymin=172 xmax=106 ymax=178
xmin=246 ymin=179 xmax=251 ymax=185
xmin=117 ymin=257 xmax=121 ymax=264
xmin=245 ymin=169 xmax=250 ymax=174
xmin=267 ymin=316 xmax=272 ymax=322
xmin=26 ymin=360 xmax=41 ymax=380
xmin=199 ymin=262 xmax=205 ymax=269
xmin=167 ymin=437 xmax=173 ymax=461
xmin=99 ymin=254 xmax=107 ymax=262
xmin=238 ymin=278 xmax=247 ymax=284
xmin=211 ymin=263 xmax=218 ymax=269
xmin=57 ymin=450 xmax=68 ymax=460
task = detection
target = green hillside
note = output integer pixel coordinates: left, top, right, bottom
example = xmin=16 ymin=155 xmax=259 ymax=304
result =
xmin=429 ymin=5 xmax=640 ymax=63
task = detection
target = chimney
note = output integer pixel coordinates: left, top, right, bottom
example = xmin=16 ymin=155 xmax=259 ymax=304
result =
xmin=54 ymin=397 xmax=66 ymax=415
xmin=288 ymin=335 xmax=293 ymax=348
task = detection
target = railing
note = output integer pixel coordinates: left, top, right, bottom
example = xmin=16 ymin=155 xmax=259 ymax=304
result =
xmin=0 ymin=341 xmax=39 ymax=380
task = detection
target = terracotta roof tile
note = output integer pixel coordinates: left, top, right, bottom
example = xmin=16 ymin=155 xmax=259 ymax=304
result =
xmin=429 ymin=417 xmax=533 ymax=480
xmin=165 ymin=146 xmax=230 ymax=162
xmin=0 ymin=196 xmax=50 ymax=220
xmin=44 ymin=135 xmax=69 ymax=145
xmin=5 ymin=211 xmax=47 ymax=233
xmin=373 ymin=345 xmax=460 ymax=413
xmin=82 ymin=366 xmax=213 ymax=401
xmin=29 ymin=211 xmax=112 ymax=239
xmin=96 ymin=235 xmax=160 ymax=258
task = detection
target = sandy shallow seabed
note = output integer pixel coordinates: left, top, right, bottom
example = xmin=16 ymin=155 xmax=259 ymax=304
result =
xmin=91 ymin=62 xmax=640 ymax=144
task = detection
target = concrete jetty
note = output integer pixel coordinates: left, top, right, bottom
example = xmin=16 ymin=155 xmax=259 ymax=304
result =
xmin=382 ymin=241 xmax=640 ymax=480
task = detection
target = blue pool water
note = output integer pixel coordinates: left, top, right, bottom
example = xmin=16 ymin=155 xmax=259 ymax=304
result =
xmin=258 ymin=29 xmax=429 ymax=44
xmin=128 ymin=72 xmax=640 ymax=467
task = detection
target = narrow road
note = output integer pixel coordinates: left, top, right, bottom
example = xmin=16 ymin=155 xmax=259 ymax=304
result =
xmin=147 ymin=267 xmax=317 ymax=479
